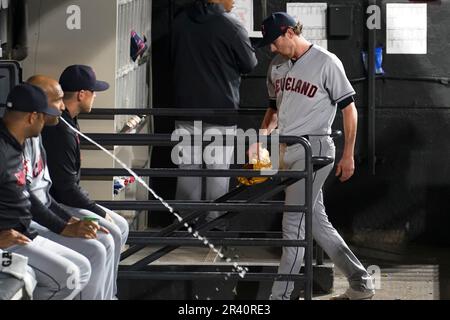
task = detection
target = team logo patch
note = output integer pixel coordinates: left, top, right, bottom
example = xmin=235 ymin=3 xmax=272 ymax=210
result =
xmin=15 ymin=158 xmax=28 ymax=186
xmin=15 ymin=168 xmax=26 ymax=186
xmin=275 ymin=77 xmax=318 ymax=98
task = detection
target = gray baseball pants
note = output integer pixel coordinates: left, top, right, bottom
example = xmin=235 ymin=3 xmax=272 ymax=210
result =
xmin=174 ymin=121 xmax=236 ymax=223
xmin=60 ymin=204 xmax=129 ymax=297
xmin=7 ymin=235 xmax=91 ymax=300
xmin=30 ymin=221 xmax=115 ymax=300
xmin=271 ymin=136 xmax=372 ymax=300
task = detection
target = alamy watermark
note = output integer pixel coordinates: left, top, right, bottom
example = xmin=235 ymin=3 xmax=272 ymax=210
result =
xmin=66 ymin=5 xmax=81 ymax=30
xmin=66 ymin=4 xmax=387 ymax=32
xmin=64 ymin=265 xmax=82 ymax=300
xmin=368 ymin=265 xmax=382 ymax=290
xmin=170 ymin=121 xmax=280 ymax=176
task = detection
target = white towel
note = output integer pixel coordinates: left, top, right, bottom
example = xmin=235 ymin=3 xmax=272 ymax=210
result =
xmin=1 ymin=249 xmax=37 ymax=299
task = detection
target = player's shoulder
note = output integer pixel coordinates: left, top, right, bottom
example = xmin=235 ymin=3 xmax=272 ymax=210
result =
xmin=310 ymin=45 xmax=341 ymax=65
xmin=0 ymin=132 xmax=12 ymax=154
xmin=223 ymin=12 xmax=240 ymax=26
xmin=222 ymin=12 xmax=248 ymax=35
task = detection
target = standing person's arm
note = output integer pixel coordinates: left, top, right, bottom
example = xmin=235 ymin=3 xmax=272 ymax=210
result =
xmin=248 ymin=106 xmax=277 ymax=158
xmin=261 ymin=105 xmax=278 ymax=134
xmin=232 ymin=21 xmax=258 ymax=74
xmin=323 ymin=55 xmax=357 ymax=182
xmin=336 ymin=103 xmax=357 ymax=182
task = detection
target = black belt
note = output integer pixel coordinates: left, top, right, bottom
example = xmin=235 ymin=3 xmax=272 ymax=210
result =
xmin=286 ymin=135 xmax=309 ymax=146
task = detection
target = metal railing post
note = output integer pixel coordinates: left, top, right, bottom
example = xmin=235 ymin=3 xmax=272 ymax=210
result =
xmin=78 ymin=109 xmax=331 ymax=300
xmin=301 ymin=137 xmax=314 ymax=300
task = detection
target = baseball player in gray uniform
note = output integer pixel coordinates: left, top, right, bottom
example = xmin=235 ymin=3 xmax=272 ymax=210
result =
xmin=256 ymin=12 xmax=375 ymax=300
xmin=23 ymin=76 xmax=116 ymax=300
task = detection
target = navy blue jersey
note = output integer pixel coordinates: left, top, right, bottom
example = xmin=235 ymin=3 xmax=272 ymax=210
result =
xmin=41 ymin=110 xmax=106 ymax=218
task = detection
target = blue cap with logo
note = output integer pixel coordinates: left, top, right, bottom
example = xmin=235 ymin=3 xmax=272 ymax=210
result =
xmin=59 ymin=65 xmax=110 ymax=92
xmin=257 ymin=12 xmax=297 ymax=48
xmin=6 ymin=83 xmax=61 ymax=116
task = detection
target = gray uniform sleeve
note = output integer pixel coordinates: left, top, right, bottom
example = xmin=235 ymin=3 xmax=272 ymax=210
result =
xmin=324 ymin=55 xmax=356 ymax=104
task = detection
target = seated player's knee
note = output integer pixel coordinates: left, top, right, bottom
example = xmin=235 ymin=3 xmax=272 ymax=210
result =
xmin=106 ymin=210 xmax=130 ymax=243
xmin=98 ymin=233 xmax=115 ymax=255
xmin=87 ymin=239 xmax=108 ymax=264
xmin=67 ymin=255 xmax=92 ymax=295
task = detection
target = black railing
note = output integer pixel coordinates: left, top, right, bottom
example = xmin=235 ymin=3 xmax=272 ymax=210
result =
xmin=81 ymin=108 xmax=336 ymax=300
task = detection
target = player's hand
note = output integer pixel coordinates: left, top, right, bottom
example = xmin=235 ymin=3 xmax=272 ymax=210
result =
xmin=247 ymin=142 xmax=262 ymax=160
xmin=99 ymin=226 xmax=110 ymax=234
xmin=67 ymin=216 xmax=109 ymax=235
xmin=0 ymin=229 xmax=31 ymax=249
xmin=61 ymin=220 xmax=100 ymax=239
xmin=335 ymin=156 xmax=355 ymax=182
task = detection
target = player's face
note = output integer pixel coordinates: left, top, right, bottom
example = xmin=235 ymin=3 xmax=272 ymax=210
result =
xmin=79 ymin=90 xmax=96 ymax=114
xmin=270 ymin=31 xmax=296 ymax=59
xmin=29 ymin=112 xmax=46 ymax=137
xmin=221 ymin=0 xmax=235 ymax=12
xmin=44 ymin=85 xmax=65 ymax=126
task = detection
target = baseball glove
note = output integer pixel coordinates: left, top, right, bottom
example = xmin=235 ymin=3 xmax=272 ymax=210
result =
xmin=237 ymin=147 xmax=272 ymax=186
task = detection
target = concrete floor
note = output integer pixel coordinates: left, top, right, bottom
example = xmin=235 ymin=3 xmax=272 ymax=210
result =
xmin=318 ymin=243 xmax=450 ymax=300
xmin=316 ymin=264 xmax=439 ymax=300
xmin=120 ymin=242 xmax=450 ymax=300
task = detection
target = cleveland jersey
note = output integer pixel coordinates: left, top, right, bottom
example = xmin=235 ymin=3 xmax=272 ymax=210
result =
xmin=267 ymin=45 xmax=355 ymax=136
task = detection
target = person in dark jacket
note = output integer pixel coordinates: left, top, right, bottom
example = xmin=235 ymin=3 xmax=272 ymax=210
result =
xmin=0 ymin=83 xmax=91 ymax=299
xmin=41 ymin=65 xmax=129 ymax=297
xmin=172 ymin=0 xmax=258 ymax=226
xmin=173 ymin=0 xmax=257 ymax=110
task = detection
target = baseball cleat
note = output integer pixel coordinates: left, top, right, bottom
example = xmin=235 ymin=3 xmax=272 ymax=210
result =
xmin=330 ymin=287 xmax=375 ymax=300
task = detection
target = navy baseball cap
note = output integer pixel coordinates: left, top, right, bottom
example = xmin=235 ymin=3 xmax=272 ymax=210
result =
xmin=59 ymin=65 xmax=110 ymax=92
xmin=6 ymin=83 xmax=61 ymax=116
xmin=257 ymin=12 xmax=297 ymax=48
